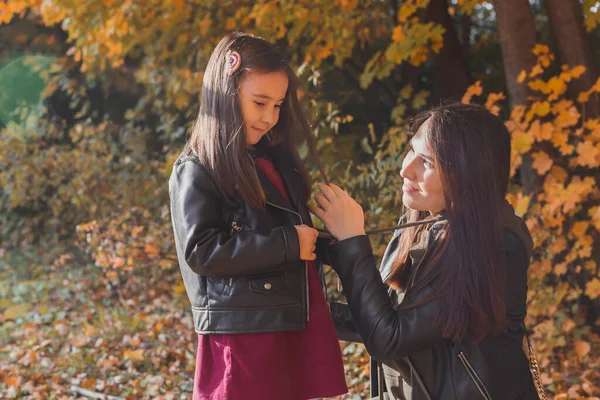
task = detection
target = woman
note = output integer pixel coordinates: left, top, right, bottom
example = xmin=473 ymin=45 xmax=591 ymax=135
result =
xmin=311 ymin=103 xmax=539 ymax=399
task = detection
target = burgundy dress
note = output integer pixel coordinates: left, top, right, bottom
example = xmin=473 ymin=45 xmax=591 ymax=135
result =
xmin=192 ymin=156 xmax=348 ymax=400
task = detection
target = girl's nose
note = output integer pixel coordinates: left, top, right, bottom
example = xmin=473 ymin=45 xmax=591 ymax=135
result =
xmin=262 ymin=107 xmax=276 ymax=125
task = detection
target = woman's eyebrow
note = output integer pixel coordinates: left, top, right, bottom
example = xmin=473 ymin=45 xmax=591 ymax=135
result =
xmin=409 ymin=139 xmax=434 ymax=162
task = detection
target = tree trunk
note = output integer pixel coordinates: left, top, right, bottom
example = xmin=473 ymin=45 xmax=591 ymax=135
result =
xmin=493 ymin=0 xmax=539 ymax=194
xmin=492 ymin=0 xmax=537 ymax=107
xmin=544 ymin=0 xmax=600 ymax=119
xmin=426 ymin=0 xmax=470 ymax=104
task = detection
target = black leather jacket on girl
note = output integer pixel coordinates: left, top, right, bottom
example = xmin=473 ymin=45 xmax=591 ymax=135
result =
xmin=169 ymin=144 xmax=328 ymax=334
xmin=329 ymin=203 xmax=538 ymax=400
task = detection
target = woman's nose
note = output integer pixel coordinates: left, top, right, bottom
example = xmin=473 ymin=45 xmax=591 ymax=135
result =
xmin=400 ymin=155 xmax=416 ymax=180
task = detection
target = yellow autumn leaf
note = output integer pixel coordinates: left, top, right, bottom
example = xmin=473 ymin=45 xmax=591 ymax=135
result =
xmin=528 ymin=64 xmax=543 ymax=78
xmin=512 ymin=130 xmax=534 ymax=154
xmin=2 ymin=304 xmax=29 ymax=320
xmin=517 ymin=70 xmax=527 ymax=83
xmin=569 ymin=65 xmax=586 ymax=80
xmin=534 ymin=101 xmax=551 ymax=117
xmin=506 ymin=193 xmax=530 ymax=217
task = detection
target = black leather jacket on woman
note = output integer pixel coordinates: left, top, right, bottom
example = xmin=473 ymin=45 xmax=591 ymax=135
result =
xmin=329 ymin=203 xmax=538 ymax=400
xmin=169 ymin=144 xmax=328 ymax=334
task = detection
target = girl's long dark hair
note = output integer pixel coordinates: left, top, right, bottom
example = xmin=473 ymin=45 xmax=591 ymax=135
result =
xmin=185 ymin=32 xmax=320 ymax=209
xmin=387 ymin=103 xmax=511 ymax=343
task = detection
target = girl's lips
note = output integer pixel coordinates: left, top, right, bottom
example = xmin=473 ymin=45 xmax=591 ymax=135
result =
xmin=402 ymin=183 xmax=418 ymax=193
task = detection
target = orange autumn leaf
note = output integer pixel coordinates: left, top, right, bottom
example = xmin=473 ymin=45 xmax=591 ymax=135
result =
xmin=549 ymin=237 xmax=567 ymax=255
xmin=517 ymin=70 xmax=527 ymax=83
xmin=590 ymin=206 xmax=600 ymax=231
xmin=576 ymin=141 xmax=600 ymax=167
xmin=530 ymin=120 xmax=554 ymax=142
xmin=585 ymin=279 xmax=600 ymax=299
xmin=571 ymin=221 xmax=589 ymax=237
xmin=553 ymin=262 xmax=567 ymax=276
xmin=528 ymin=64 xmax=543 ymax=78
xmin=391 ymin=25 xmax=404 ymax=42
xmin=124 ymin=349 xmax=145 ymax=361
xmin=461 ymin=81 xmax=482 ymax=104
xmin=81 ymin=378 xmax=96 ymax=389
xmin=574 ymin=340 xmax=591 ymax=360
xmin=532 ymin=151 xmax=553 ymax=175
xmin=144 ymin=243 xmax=161 ymax=259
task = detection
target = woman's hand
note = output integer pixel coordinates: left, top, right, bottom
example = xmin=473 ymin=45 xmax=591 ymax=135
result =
xmin=294 ymin=224 xmax=318 ymax=261
xmin=310 ymin=183 xmax=366 ymax=241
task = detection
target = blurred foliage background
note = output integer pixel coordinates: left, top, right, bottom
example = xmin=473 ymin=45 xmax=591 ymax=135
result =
xmin=1 ymin=0 xmax=600 ymax=398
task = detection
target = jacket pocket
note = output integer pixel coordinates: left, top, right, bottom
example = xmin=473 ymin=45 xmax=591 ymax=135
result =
xmin=458 ymin=351 xmax=492 ymax=400
xmin=248 ymin=272 xmax=286 ymax=294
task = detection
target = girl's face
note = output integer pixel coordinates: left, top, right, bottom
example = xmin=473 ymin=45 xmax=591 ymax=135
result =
xmin=400 ymin=119 xmax=446 ymax=214
xmin=239 ymin=70 xmax=289 ymax=147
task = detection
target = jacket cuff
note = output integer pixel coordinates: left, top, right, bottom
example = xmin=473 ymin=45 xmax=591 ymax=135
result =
xmin=281 ymin=225 xmax=301 ymax=262
xmin=328 ymin=235 xmax=372 ymax=273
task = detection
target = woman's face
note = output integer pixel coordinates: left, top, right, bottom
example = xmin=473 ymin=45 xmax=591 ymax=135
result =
xmin=400 ymin=119 xmax=446 ymax=214
xmin=238 ymin=70 xmax=288 ymax=147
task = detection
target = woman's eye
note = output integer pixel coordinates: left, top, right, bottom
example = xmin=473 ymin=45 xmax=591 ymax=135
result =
xmin=254 ymin=102 xmax=265 ymax=107
xmin=423 ymin=158 xmax=434 ymax=168
xmin=275 ymin=104 xmax=282 ymax=109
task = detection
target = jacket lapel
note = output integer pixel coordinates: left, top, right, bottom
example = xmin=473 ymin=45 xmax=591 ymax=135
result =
xmin=255 ymin=166 xmax=295 ymax=212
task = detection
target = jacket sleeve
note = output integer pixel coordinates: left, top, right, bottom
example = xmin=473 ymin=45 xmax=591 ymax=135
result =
xmin=328 ymin=235 xmax=444 ymax=361
xmin=169 ymin=160 xmax=301 ymax=278
xmin=329 ymin=300 xmax=363 ymax=343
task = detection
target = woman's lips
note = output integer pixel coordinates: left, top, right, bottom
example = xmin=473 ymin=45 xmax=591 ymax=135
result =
xmin=402 ymin=183 xmax=418 ymax=194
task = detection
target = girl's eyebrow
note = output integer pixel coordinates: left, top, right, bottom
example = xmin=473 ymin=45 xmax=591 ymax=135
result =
xmin=252 ymin=93 xmax=285 ymax=102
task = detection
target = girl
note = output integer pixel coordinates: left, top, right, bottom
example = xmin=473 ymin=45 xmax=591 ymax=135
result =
xmin=312 ymin=103 xmax=539 ymax=399
xmin=169 ymin=32 xmax=347 ymax=400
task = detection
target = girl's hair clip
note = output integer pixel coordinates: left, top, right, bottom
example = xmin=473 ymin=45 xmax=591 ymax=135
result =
xmin=227 ymin=50 xmax=242 ymax=76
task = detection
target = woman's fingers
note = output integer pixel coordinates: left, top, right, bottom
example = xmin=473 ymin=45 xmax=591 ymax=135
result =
xmin=318 ymin=183 xmax=338 ymax=202
xmin=314 ymin=193 xmax=330 ymax=210
xmin=309 ymin=204 xmax=325 ymax=221
xmin=329 ymin=183 xmax=346 ymax=197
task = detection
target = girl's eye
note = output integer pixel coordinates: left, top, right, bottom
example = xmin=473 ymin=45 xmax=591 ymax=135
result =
xmin=275 ymin=104 xmax=282 ymax=109
xmin=254 ymin=102 xmax=265 ymax=107
xmin=423 ymin=159 xmax=434 ymax=168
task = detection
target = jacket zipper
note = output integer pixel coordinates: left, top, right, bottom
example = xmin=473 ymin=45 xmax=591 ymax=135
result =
xmin=226 ymin=221 xmax=244 ymax=287
xmin=265 ymin=201 xmax=310 ymax=322
xmin=458 ymin=351 xmax=492 ymax=400
xmin=231 ymin=220 xmax=242 ymax=232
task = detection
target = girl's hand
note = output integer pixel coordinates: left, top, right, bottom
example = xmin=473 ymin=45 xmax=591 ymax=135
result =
xmin=310 ymin=183 xmax=366 ymax=241
xmin=294 ymin=224 xmax=318 ymax=261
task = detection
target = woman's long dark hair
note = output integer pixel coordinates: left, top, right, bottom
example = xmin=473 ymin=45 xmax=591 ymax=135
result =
xmin=185 ymin=32 xmax=321 ymax=209
xmin=387 ymin=103 xmax=511 ymax=343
